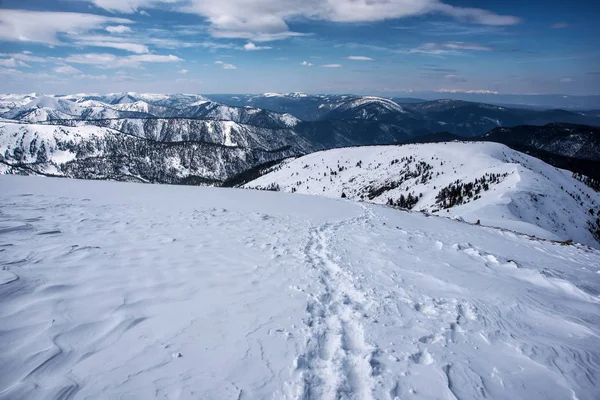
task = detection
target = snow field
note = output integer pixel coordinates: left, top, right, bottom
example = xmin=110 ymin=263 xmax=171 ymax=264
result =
xmin=0 ymin=175 xmax=599 ymax=399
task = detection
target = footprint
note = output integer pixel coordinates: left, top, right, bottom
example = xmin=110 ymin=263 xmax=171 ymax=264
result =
xmin=410 ymin=349 xmax=434 ymax=365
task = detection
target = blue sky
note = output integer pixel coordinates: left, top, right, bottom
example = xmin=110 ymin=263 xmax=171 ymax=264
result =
xmin=0 ymin=0 xmax=598 ymax=95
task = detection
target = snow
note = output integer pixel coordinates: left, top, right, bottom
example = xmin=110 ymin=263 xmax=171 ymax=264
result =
xmin=246 ymin=142 xmax=600 ymax=248
xmin=262 ymin=92 xmax=283 ymax=97
xmin=1 ymin=175 xmax=599 ymax=399
xmin=0 ymin=121 xmax=115 ymax=168
xmin=335 ymin=96 xmax=406 ymax=114
xmin=280 ymin=113 xmax=300 ymax=127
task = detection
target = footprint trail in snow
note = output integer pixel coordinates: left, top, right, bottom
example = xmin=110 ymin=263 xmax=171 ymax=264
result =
xmin=0 ymin=175 xmax=599 ymax=400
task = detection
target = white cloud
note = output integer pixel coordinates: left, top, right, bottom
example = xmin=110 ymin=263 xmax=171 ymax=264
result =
xmin=0 ymin=53 xmax=53 ymax=63
xmin=322 ymin=64 xmax=343 ymax=68
xmin=243 ymin=42 xmax=272 ymax=51
xmin=54 ymin=64 xmax=83 ymax=74
xmin=437 ymin=88 xmax=499 ymax=94
xmin=128 ymin=54 xmax=182 ymax=63
xmin=0 ymin=58 xmax=30 ymax=68
xmin=76 ymin=0 xmax=163 ymax=13
xmin=409 ymin=41 xmax=492 ymax=55
xmin=0 ymin=9 xmax=132 ymax=45
xmin=442 ymin=42 xmax=492 ymax=51
xmin=301 ymin=61 xmax=313 ymax=67
xmin=178 ymin=69 xmax=189 ymax=74
xmin=215 ymin=60 xmax=237 ymax=69
xmin=106 ymin=25 xmax=133 ymax=34
xmin=551 ymin=23 xmax=569 ymax=29
xmin=347 ymin=56 xmax=374 ymax=61
xmin=431 ymin=3 xmax=520 ymax=26
xmin=559 ymin=77 xmax=573 ymax=82
xmin=74 ymin=0 xmax=519 ymax=41
xmin=78 ymin=39 xmax=150 ymax=54
xmin=66 ymin=53 xmax=183 ymax=68
xmin=444 ymin=74 xmax=467 ymax=82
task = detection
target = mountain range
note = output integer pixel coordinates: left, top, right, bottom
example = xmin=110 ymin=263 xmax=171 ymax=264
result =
xmin=1 ymin=91 xmax=599 ymax=184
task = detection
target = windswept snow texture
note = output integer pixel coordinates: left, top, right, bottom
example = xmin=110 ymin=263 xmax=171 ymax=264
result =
xmin=246 ymin=142 xmax=600 ymax=248
xmin=1 ymin=175 xmax=599 ymax=400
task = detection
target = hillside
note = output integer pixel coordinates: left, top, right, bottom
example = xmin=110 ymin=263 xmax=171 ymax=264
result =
xmin=245 ymin=142 xmax=600 ymax=248
xmin=403 ymin=100 xmax=600 ymax=137
xmin=0 ymin=121 xmax=296 ymax=184
xmin=1 ymin=175 xmax=599 ymax=399
xmin=482 ymin=123 xmax=600 ymax=160
xmin=53 ymin=118 xmax=313 ymax=152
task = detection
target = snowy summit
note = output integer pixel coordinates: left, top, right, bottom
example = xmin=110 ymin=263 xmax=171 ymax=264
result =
xmin=1 ymin=175 xmax=599 ymax=399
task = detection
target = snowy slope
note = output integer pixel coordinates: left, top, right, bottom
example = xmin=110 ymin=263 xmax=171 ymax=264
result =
xmin=0 ymin=121 xmax=298 ymax=183
xmin=59 ymin=118 xmax=312 ymax=151
xmin=330 ymin=96 xmax=407 ymax=115
xmin=246 ymin=142 xmax=600 ymax=248
xmin=0 ymin=175 xmax=599 ymax=399
xmin=0 ymin=121 xmax=113 ymax=173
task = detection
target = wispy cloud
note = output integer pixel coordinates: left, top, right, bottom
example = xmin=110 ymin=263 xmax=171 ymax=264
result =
xmin=420 ymin=66 xmax=457 ymax=73
xmin=76 ymin=36 xmax=150 ymax=54
xmin=444 ymin=74 xmax=467 ymax=82
xmin=215 ymin=60 xmax=237 ymax=69
xmin=301 ymin=61 xmax=313 ymax=67
xmin=394 ymin=21 xmax=508 ymax=36
xmin=0 ymin=58 xmax=30 ymax=68
xmin=437 ymin=88 xmax=499 ymax=94
xmin=243 ymin=42 xmax=272 ymax=51
xmin=106 ymin=25 xmax=132 ymax=34
xmin=178 ymin=69 xmax=189 ymax=74
xmin=408 ymin=41 xmax=492 ymax=55
xmin=551 ymin=23 xmax=569 ymax=29
xmin=65 ymin=53 xmax=183 ymax=68
xmin=54 ymin=64 xmax=83 ymax=74
xmin=322 ymin=64 xmax=343 ymax=68
xmin=347 ymin=56 xmax=374 ymax=61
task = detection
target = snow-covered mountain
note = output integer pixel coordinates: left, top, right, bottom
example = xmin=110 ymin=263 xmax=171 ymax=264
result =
xmin=52 ymin=118 xmax=311 ymax=151
xmin=0 ymin=93 xmax=299 ymax=128
xmin=1 ymin=175 xmax=599 ymax=399
xmin=245 ymin=142 xmax=600 ymax=248
xmin=2 ymin=93 xmax=599 ymax=148
xmin=0 ymin=121 xmax=297 ymax=183
xmin=206 ymin=93 xmax=349 ymax=121
xmin=175 ymin=101 xmax=299 ymax=127
xmin=208 ymin=94 xmax=600 ymax=136
xmin=0 ymin=93 xmax=155 ymax=122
